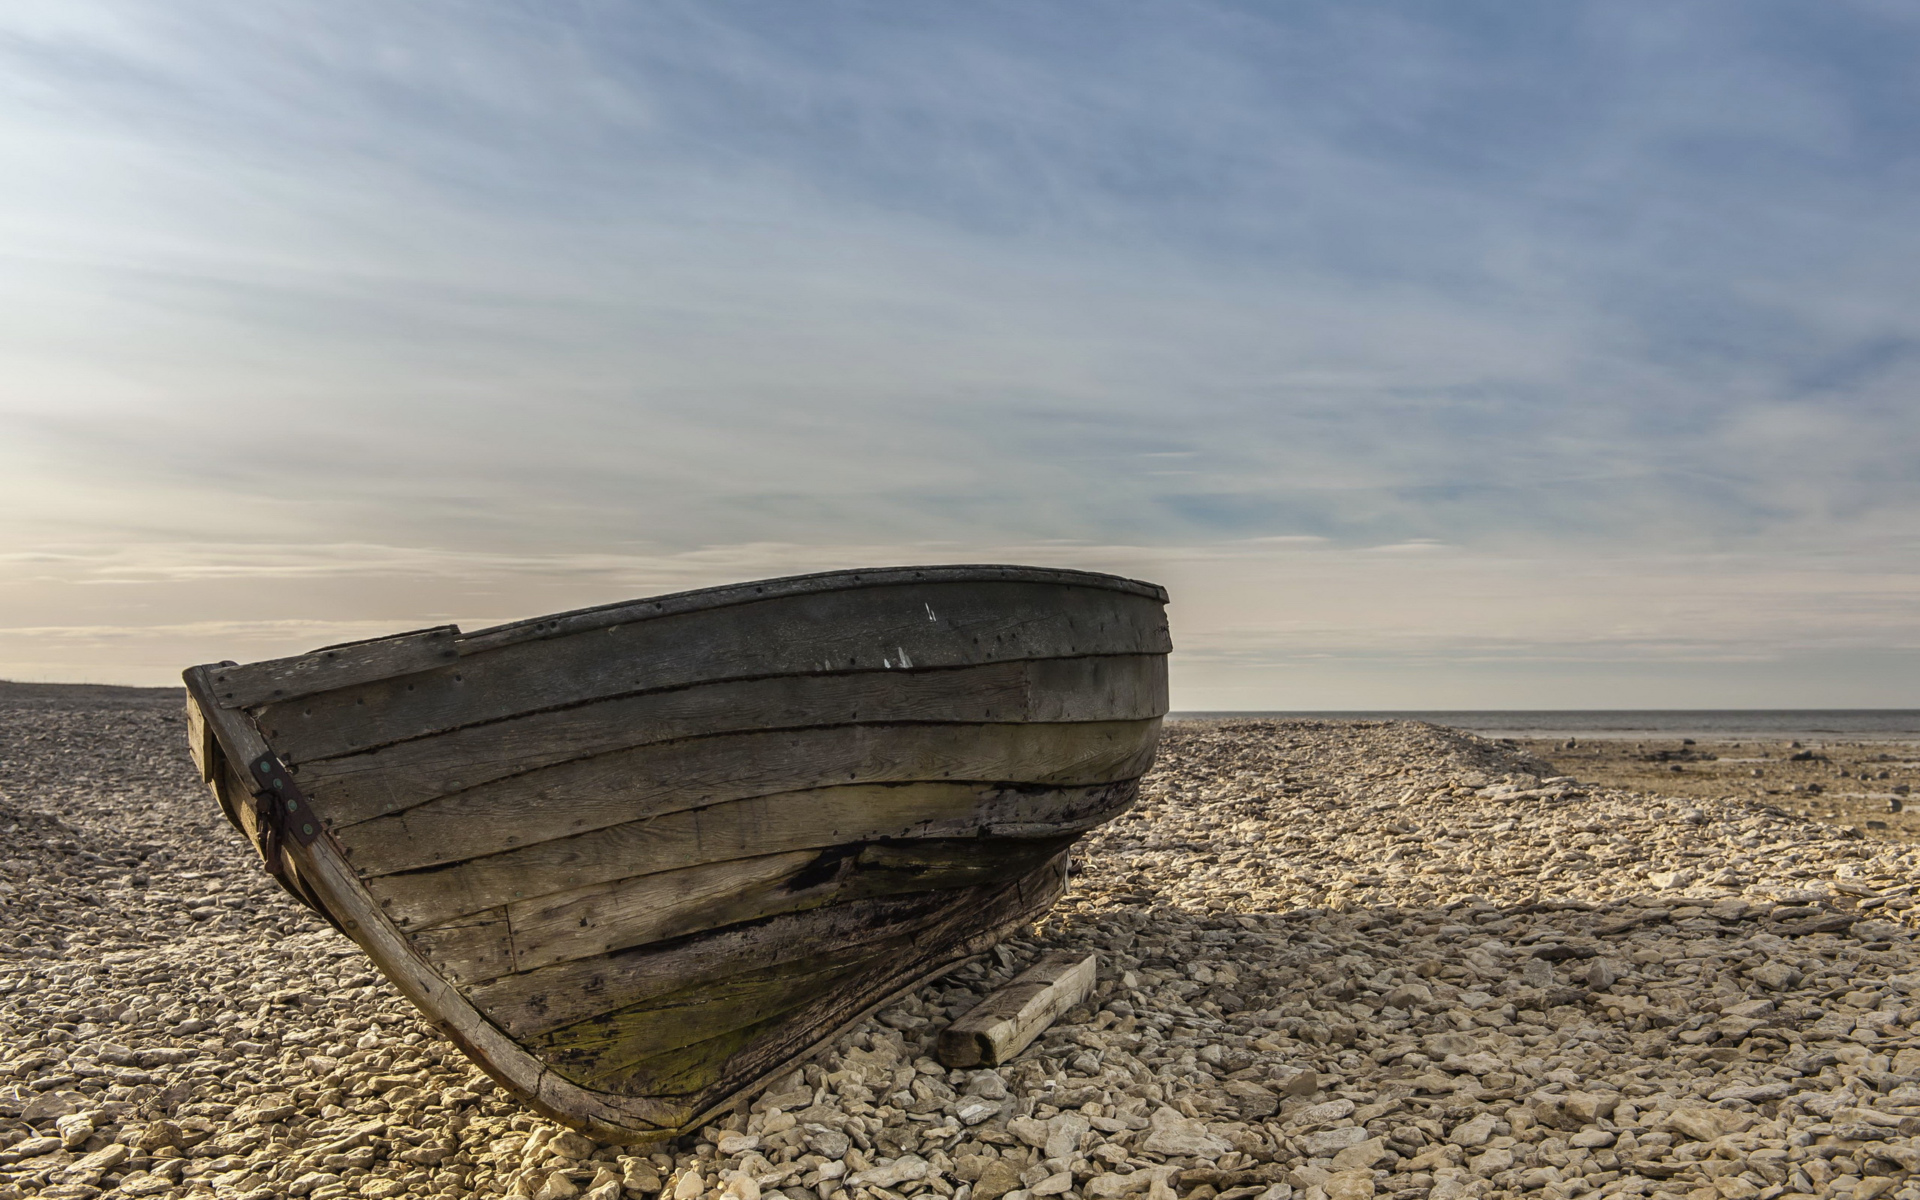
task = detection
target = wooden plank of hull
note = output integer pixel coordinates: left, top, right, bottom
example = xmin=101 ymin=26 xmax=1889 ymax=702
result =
xmin=372 ymin=778 xmax=1136 ymax=933
xmin=288 ymin=654 xmax=1166 ymax=823
xmin=407 ymin=907 xmax=515 ymax=985
xmin=249 ymin=580 xmax=1170 ymax=762
xmin=334 ymin=718 xmax=1159 ymax=877
xmin=185 ymin=692 xmax=221 ymax=783
xmin=468 ymin=888 xmax=1008 ymax=1038
xmin=534 ymin=949 xmax=877 ymax=1086
xmin=584 ymin=855 xmax=1068 ymax=1100
xmin=504 ymin=836 xmax=1070 ymax=974
xmin=208 ymin=626 xmax=459 ymax=709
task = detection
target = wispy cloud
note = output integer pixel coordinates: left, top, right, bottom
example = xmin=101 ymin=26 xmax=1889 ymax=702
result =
xmin=1 ymin=2 xmax=1917 ymax=701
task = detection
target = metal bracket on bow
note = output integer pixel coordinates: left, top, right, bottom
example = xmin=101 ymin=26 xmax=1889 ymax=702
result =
xmin=245 ymin=752 xmax=321 ymax=878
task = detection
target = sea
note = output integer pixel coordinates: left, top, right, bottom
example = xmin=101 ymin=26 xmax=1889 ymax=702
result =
xmin=1167 ymin=710 xmax=1920 ymax=743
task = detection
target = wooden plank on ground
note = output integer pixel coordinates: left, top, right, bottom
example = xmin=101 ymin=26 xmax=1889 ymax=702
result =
xmin=937 ymin=951 xmax=1098 ymax=1069
xmin=333 ymin=718 xmax=1159 ymax=876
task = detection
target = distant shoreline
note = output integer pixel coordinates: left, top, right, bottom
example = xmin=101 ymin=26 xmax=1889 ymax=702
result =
xmin=6 ymin=682 xmax=1915 ymax=741
xmin=0 ymin=679 xmax=185 ymax=703
xmin=1171 ymin=709 xmax=1920 ymax=741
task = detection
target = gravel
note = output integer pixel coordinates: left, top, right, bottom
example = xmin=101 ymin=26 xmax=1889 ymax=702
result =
xmin=3 ymin=697 xmax=1918 ymax=1200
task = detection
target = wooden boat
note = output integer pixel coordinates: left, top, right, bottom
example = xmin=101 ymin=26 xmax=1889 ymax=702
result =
xmin=182 ymin=565 xmax=1169 ymax=1141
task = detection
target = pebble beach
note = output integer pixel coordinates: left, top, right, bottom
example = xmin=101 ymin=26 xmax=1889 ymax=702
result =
xmin=3 ymin=690 xmax=1917 ymax=1200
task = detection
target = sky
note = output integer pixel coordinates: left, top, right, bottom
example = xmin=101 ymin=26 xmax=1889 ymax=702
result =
xmin=2 ymin=1 xmax=1918 ymax=707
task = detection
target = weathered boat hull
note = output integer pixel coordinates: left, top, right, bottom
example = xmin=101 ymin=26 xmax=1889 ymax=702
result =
xmin=183 ymin=566 xmax=1169 ymax=1141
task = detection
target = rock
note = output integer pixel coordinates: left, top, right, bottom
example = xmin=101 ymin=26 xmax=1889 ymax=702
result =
xmin=289 ymin=1171 xmax=342 ymax=1197
xmin=22 ymin=1092 xmax=86 ymax=1123
xmin=1322 ymin=1169 xmax=1375 ymax=1200
xmin=1446 ymin=1114 xmax=1497 ymax=1147
xmin=1141 ymin=1108 xmax=1233 ymax=1159
xmin=58 ymin=1143 xmax=127 ymax=1182
xmin=1223 ymin=1081 xmax=1279 ymax=1119
xmin=55 ymin=1112 xmax=97 ymax=1149
xmin=1330 ymin=1137 xmax=1389 ymax=1170
xmin=1272 ymin=1068 xmax=1319 ymax=1097
xmin=1293 ymin=1098 xmax=1355 ymax=1125
xmin=1425 ymin=1033 xmax=1478 ymax=1058
xmin=715 ymin=1131 xmax=760 ymax=1156
xmin=620 ymin=1157 xmax=663 ymax=1194
xmin=672 ymin=1169 xmax=704 ymax=1200
xmin=1747 ymin=961 xmax=1800 ymax=990
xmin=1663 ymin=1107 xmax=1756 ymax=1142
xmin=8 ymin=1136 xmax=60 ymax=1159
xmin=974 ymin=1159 xmax=1026 ymax=1200
xmin=535 ymin=1171 xmax=582 ymax=1200
xmin=1533 ymin=1091 xmax=1616 ymax=1130
xmin=1467 ymin=1147 xmax=1512 ymax=1176
xmin=1403 ymin=1146 xmax=1455 ymax=1173
xmin=1008 ymin=1116 xmax=1049 ymax=1150
xmin=548 ymin=1131 xmax=596 ymax=1159
xmin=805 ymin=1126 xmax=851 ymax=1157
xmin=1300 ymin=1127 xmax=1370 ymax=1157
xmin=851 ymin=1156 xmax=930 ymax=1189
xmin=1443 ymin=1051 xmax=1505 ymax=1077
xmin=1086 ymin=1173 xmax=1153 ymax=1199
xmin=1045 ymin=1112 xmax=1090 ymax=1159
xmin=1381 ymin=984 xmax=1431 ymax=1009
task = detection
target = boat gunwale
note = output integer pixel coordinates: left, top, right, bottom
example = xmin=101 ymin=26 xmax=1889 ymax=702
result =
xmin=457 ymin=564 xmax=1168 ymax=652
xmin=198 ymin=566 xmax=1167 ymax=711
